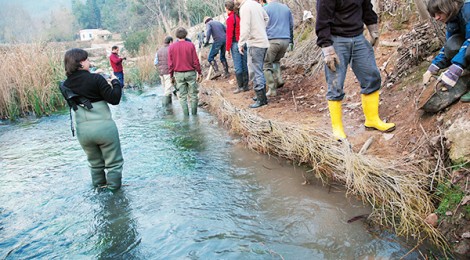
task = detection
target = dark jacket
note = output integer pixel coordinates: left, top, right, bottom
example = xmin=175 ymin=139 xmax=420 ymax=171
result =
xmin=156 ymin=44 xmax=170 ymax=75
xmin=205 ymin=20 xmax=227 ymax=43
xmin=315 ymin=0 xmax=377 ymax=47
xmin=64 ymin=70 xmax=122 ymax=105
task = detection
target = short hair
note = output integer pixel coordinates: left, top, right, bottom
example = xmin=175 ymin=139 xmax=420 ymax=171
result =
xmin=225 ymin=0 xmax=235 ymax=11
xmin=427 ymin=0 xmax=463 ymax=19
xmin=164 ymin=36 xmax=173 ymax=44
xmin=64 ymin=48 xmax=88 ymax=76
xmin=175 ymin=27 xmax=188 ymax=39
xmin=111 ymin=45 xmax=119 ymax=51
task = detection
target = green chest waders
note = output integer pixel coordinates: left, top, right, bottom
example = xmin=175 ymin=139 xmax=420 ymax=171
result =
xmin=74 ymin=101 xmax=124 ymax=190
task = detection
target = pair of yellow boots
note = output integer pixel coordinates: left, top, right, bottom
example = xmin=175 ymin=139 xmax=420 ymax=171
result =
xmin=328 ymin=91 xmax=395 ymax=140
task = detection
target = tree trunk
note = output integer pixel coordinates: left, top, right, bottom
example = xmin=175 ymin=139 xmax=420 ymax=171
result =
xmin=414 ymin=0 xmax=430 ymax=20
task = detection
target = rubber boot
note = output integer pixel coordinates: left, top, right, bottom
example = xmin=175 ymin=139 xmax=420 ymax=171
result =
xmin=233 ymin=73 xmax=245 ymax=94
xmin=91 ymin=170 xmax=107 ymax=187
xmin=327 ymin=100 xmax=347 ymax=140
xmin=209 ymin=60 xmax=221 ymax=80
xmin=361 ymin=91 xmax=396 ymax=132
xmin=249 ymin=88 xmax=268 ymax=108
xmin=264 ymin=69 xmax=277 ymax=97
xmin=162 ymin=95 xmax=171 ymax=107
xmin=190 ymin=100 xmax=198 ymax=115
xmin=461 ymin=91 xmax=470 ymax=102
xmin=180 ymin=100 xmax=189 ymax=116
xmin=242 ymin=72 xmax=250 ymax=91
xmin=221 ymin=60 xmax=230 ymax=78
xmin=273 ymin=63 xmax=284 ymax=88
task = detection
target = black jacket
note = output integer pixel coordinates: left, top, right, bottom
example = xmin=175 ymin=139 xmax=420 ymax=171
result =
xmin=64 ymin=70 xmax=122 ymax=105
xmin=315 ymin=0 xmax=378 ymax=47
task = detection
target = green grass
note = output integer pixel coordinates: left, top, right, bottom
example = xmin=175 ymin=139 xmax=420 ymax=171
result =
xmin=435 ymin=182 xmax=465 ymax=216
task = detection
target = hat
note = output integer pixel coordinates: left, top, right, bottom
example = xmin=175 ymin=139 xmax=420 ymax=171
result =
xmin=203 ymin=16 xmax=212 ymax=24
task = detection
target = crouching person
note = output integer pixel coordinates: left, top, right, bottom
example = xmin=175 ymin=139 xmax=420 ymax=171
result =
xmin=62 ymin=48 xmax=124 ymax=191
xmin=168 ymin=27 xmax=203 ymax=116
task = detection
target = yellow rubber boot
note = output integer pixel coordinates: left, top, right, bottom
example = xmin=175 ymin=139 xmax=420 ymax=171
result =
xmin=327 ymin=100 xmax=347 ymax=140
xmin=361 ymin=91 xmax=396 ymax=132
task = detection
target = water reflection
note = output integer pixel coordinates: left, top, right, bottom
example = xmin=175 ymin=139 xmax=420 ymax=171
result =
xmin=91 ymin=190 xmax=141 ymax=259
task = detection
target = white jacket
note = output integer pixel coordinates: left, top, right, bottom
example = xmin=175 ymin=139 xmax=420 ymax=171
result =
xmin=238 ymin=0 xmax=270 ymax=49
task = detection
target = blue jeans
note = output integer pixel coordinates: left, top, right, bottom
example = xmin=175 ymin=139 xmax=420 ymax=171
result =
xmin=208 ymin=41 xmax=227 ymax=63
xmin=231 ymin=42 xmax=248 ymax=75
xmin=113 ymin=72 xmax=124 ymax=88
xmin=247 ymin=46 xmax=267 ymax=91
xmin=325 ymin=34 xmax=381 ymax=100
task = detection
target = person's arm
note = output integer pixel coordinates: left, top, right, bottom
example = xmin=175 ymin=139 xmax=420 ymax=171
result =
xmin=226 ymin=14 xmax=234 ymax=52
xmin=362 ymin=0 xmax=378 ymax=26
xmin=238 ymin=7 xmax=250 ymax=51
xmin=110 ymin=54 xmax=123 ymax=65
xmin=315 ymin=0 xmax=336 ymax=47
xmin=289 ymin=10 xmax=294 ymax=44
xmin=192 ymin=46 xmax=202 ymax=75
xmin=96 ymin=74 xmax=122 ymax=105
xmin=168 ymin=46 xmax=174 ymax=78
xmin=205 ymin=23 xmax=212 ymax=44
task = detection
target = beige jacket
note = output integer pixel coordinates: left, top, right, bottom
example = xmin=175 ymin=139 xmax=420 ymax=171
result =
xmin=238 ymin=0 xmax=270 ymax=49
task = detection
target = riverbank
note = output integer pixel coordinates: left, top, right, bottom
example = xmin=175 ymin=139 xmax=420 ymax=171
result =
xmin=197 ymin=22 xmax=469 ymax=258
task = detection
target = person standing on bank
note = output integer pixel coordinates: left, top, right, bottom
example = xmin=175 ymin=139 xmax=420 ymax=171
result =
xmin=203 ymin=16 xmax=229 ymax=79
xmin=225 ymin=0 xmax=250 ymax=94
xmin=155 ymin=36 xmax=174 ymax=106
xmin=168 ymin=27 xmax=203 ymax=116
xmin=423 ymin=0 xmax=470 ymax=103
xmin=63 ymin=48 xmax=124 ymax=191
xmin=316 ymin=0 xmax=396 ymax=140
xmin=109 ymin=46 xmax=126 ymax=88
xmin=263 ymin=0 xmax=294 ymax=97
xmin=236 ymin=0 xmax=270 ymax=108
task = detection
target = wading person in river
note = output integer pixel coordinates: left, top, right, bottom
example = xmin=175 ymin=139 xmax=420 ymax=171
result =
xmin=154 ymin=36 xmax=174 ymax=106
xmin=62 ymin=48 xmax=124 ymax=191
xmin=423 ymin=0 xmax=470 ymax=103
xmin=315 ymin=0 xmax=395 ymax=140
xmin=225 ymin=0 xmax=249 ymax=94
xmin=168 ymin=27 xmax=203 ymax=116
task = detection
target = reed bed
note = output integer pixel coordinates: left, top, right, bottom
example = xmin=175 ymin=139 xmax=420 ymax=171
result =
xmin=0 ymin=43 xmax=64 ymax=119
xmin=202 ymin=86 xmax=448 ymax=250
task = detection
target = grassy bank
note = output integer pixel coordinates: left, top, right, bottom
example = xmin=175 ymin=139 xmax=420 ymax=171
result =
xmin=0 ymin=43 xmax=65 ymax=119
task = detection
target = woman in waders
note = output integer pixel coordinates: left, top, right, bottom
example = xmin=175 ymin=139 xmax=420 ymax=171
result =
xmin=63 ymin=48 xmax=124 ymax=191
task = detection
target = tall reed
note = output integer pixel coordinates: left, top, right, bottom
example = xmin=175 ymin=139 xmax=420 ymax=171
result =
xmin=0 ymin=43 xmax=65 ymax=119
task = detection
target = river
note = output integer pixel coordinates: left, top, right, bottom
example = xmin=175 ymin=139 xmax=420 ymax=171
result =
xmin=0 ymin=86 xmax=419 ymax=259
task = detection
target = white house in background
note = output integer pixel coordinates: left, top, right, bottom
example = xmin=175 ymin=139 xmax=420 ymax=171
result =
xmin=79 ymin=29 xmax=112 ymax=41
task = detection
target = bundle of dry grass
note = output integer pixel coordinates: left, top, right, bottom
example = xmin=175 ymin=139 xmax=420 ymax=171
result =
xmin=0 ymin=43 xmax=64 ymax=119
xmin=202 ymin=86 xmax=448 ymax=250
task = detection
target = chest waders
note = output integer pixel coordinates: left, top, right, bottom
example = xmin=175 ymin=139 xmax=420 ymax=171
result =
xmin=74 ymin=101 xmax=123 ymax=190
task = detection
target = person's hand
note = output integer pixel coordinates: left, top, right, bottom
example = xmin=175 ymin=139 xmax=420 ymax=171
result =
xmin=439 ymin=64 xmax=463 ymax=87
xmin=367 ymin=24 xmax=379 ymax=47
xmin=110 ymin=73 xmax=118 ymax=81
xmin=238 ymin=46 xmax=244 ymax=55
xmin=203 ymin=42 xmax=209 ymax=47
xmin=321 ymin=46 xmax=340 ymax=72
xmin=288 ymin=43 xmax=294 ymax=52
xmin=122 ymin=57 xmax=127 ymax=60
xmin=171 ymin=77 xmax=176 ymax=85
xmin=226 ymin=51 xmax=231 ymax=59
xmin=197 ymin=74 xmax=203 ymax=83
xmin=423 ymin=64 xmax=439 ymax=85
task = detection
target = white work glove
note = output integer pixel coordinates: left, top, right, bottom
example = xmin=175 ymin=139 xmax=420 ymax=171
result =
xmin=439 ymin=64 xmax=463 ymax=87
xmin=422 ymin=64 xmax=440 ymax=85
xmin=321 ymin=46 xmax=340 ymax=72
xmin=367 ymin=24 xmax=379 ymax=47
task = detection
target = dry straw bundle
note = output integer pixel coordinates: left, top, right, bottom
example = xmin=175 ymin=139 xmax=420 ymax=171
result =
xmin=202 ymin=86 xmax=447 ymax=249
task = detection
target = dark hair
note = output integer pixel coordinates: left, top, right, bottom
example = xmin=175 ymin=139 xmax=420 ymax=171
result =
xmin=427 ymin=0 xmax=463 ymax=19
xmin=64 ymin=48 xmax=88 ymax=76
xmin=111 ymin=45 xmax=119 ymax=51
xmin=164 ymin=36 xmax=173 ymax=44
xmin=175 ymin=27 xmax=188 ymax=39
xmin=225 ymin=0 xmax=239 ymax=15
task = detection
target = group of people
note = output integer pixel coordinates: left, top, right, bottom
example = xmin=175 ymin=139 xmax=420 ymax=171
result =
xmin=60 ymin=0 xmax=469 ymax=191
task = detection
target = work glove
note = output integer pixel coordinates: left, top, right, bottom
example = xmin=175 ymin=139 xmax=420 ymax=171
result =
xmin=197 ymin=74 xmax=203 ymax=83
xmin=367 ymin=24 xmax=379 ymax=47
xmin=288 ymin=43 xmax=294 ymax=52
xmin=321 ymin=46 xmax=340 ymax=72
xmin=422 ymin=64 xmax=439 ymax=85
xmin=171 ymin=77 xmax=176 ymax=85
xmin=439 ymin=64 xmax=463 ymax=87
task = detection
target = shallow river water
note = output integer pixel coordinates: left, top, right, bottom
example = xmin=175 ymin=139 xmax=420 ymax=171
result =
xmin=0 ymin=86 xmax=419 ymax=259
